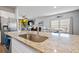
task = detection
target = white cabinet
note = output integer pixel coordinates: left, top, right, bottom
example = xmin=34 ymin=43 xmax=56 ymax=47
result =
xmin=12 ymin=38 xmax=39 ymax=53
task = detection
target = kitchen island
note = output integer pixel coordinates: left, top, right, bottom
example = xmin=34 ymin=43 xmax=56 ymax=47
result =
xmin=5 ymin=31 xmax=79 ymax=53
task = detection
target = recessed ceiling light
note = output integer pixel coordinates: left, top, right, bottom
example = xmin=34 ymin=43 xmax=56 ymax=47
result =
xmin=54 ymin=6 xmax=56 ymax=8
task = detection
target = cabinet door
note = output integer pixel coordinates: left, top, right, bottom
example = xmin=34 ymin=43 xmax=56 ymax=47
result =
xmin=12 ymin=38 xmax=39 ymax=53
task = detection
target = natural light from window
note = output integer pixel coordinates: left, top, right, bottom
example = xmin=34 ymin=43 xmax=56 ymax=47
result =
xmin=51 ymin=18 xmax=70 ymax=33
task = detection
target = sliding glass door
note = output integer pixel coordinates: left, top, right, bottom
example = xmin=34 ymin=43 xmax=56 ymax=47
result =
xmin=51 ymin=18 xmax=71 ymax=33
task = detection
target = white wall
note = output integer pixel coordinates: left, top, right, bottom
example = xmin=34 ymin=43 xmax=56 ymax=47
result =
xmin=35 ymin=10 xmax=79 ymax=35
xmin=72 ymin=12 xmax=79 ymax=35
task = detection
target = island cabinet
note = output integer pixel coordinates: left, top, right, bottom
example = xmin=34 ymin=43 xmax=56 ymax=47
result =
xmin=12 ymin=38 xmax=40 ymax=53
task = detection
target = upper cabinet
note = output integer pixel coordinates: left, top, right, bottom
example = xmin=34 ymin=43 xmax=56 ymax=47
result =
xmin=0 ymin=10 xmax=15 ymax=18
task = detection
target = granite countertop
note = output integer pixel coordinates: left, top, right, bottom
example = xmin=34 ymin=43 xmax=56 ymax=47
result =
xmin=5 ymin=31 xmax=79 ymax=53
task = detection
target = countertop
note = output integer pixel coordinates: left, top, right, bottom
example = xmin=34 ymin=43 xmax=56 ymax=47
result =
xmin=5 ymin=31 xmax=79 ymax=53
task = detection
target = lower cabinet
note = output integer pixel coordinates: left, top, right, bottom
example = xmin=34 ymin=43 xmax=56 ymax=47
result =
xmin=12 ymin=38 xmax=40 ymax=53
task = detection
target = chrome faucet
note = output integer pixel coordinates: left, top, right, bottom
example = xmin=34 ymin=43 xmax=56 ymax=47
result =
xmin=37 ymin=24 xmax=40 ymax=35
xmin=37 ymin=25 xmax=39 ymax=35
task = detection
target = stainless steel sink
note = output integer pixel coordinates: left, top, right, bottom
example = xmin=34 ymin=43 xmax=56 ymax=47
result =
xmin=19 ymin=34 xmax=48 ymax=42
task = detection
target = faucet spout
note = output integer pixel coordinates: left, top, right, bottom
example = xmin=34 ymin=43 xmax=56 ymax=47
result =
xmin=37 ymin=26 xmax=39 ymax=35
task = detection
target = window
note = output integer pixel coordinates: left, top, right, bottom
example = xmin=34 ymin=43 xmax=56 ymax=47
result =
xmin=51 ymin=20 xmax=59 ymax=30
xmin=51 ymin=18 xmax=70 ymax=33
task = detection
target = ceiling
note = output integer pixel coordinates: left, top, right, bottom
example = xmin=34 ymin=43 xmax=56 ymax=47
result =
xmin=0 ymin=6 xmax=79 ymax=18
xmin=17 ymin=6 xmax=79 ymax=19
